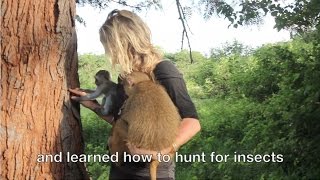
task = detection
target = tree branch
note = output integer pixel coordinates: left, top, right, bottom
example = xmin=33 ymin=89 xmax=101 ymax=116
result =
xmin=110 ymin=0 xmax=144 ymax=10
xmin=176 ymin=0 xmax=194 ymax=63
xmin=181 ymin=30 xmax=185 ymax=50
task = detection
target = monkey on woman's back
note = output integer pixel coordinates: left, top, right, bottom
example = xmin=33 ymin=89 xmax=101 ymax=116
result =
xmin=109 ymin=71 xmax=181 ymax=180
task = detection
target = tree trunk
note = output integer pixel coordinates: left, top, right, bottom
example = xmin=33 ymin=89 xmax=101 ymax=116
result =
xmin=1 ymin=0 xmax=89 ymax=179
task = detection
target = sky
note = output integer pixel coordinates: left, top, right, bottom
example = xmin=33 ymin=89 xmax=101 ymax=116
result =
xmin=76 ymin=1 xmax=291 ymax=56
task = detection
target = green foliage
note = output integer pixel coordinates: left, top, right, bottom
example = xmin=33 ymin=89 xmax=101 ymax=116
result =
xmin=164 ymin=49 xmax=207 ymax=63
xmin=81 ymin=105 xmax=112 ymax=179
xmin=210 ymin=40 xmax=253 ymax=59
xmin=175 ymin=32 xmax=320 ymax=179
xmin=199 ymin=0 xmax=320 ymax=33
xmin=187 ymin=49 xmax=255 ymax=99
xmin=78 ymin=53 xmax=118 ymax=89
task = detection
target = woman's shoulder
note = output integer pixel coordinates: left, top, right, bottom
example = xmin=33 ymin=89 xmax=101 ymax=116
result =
xmin=153 ymin=60 xmax=182 ymax=80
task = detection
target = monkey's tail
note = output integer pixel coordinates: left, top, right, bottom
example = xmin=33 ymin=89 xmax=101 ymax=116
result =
xmin=150 ymin=160 xmax=159 ymax=180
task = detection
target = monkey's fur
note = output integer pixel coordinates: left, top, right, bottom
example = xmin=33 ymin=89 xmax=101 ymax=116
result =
xmin=109 ymin=71 xmax=181 ymax=180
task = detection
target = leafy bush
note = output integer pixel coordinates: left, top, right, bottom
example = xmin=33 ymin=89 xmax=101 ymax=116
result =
xmin=174 ymin=33 xmax=320 ymax=179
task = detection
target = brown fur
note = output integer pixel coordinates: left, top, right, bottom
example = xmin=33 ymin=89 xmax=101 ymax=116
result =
xmin=109 ymin=71 xmax=181 ymax=180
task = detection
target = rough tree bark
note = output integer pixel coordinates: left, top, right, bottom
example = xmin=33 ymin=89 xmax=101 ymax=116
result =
xmin=1 ymin=0 xmax=89 ymax=179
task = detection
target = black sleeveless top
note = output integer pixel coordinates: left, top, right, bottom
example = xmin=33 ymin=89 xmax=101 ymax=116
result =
xmin=153 ymin=60 xmax=198 ymax=119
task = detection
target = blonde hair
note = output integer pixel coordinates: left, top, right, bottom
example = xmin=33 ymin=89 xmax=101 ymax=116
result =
xmin=99 ymin=9 xmax=162 ymax=76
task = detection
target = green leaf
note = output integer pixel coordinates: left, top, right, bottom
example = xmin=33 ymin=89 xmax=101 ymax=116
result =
xmin=271 ymin=11 xmax=278 ymax=16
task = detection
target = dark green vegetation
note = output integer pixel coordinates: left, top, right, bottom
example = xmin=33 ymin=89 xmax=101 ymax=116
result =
xmin=78 ymin=30 xmax=320 ymax=179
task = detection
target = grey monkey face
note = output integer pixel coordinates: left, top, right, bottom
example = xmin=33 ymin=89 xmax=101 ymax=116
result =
xmin=95 ymin=70 xmax=111 ymax=86
xmin=95 ymin=76 xmax=102 ymax=86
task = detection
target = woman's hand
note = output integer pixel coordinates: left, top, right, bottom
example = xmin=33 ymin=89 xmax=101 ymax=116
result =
xmin=127 ymin=142 xmax=174 ymax=161
xmin=68 ymin=88 xmax=100 ymax=109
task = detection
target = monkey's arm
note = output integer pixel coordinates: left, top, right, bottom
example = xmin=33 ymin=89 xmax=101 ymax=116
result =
xmin=80 ymin=88 xmax=96 ymax=93
xmin=69 ymin=88 xmax=114 ymax=124
xmin=75 ymin=84 xmax=106 ymax=101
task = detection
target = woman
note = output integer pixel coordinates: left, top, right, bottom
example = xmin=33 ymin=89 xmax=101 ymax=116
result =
xmin=69 ymin=9 xmax=201 ymax=180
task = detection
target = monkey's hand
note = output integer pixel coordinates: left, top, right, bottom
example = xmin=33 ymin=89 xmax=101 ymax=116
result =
xmin=69 ymin=88 xmax=100 ymax=109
